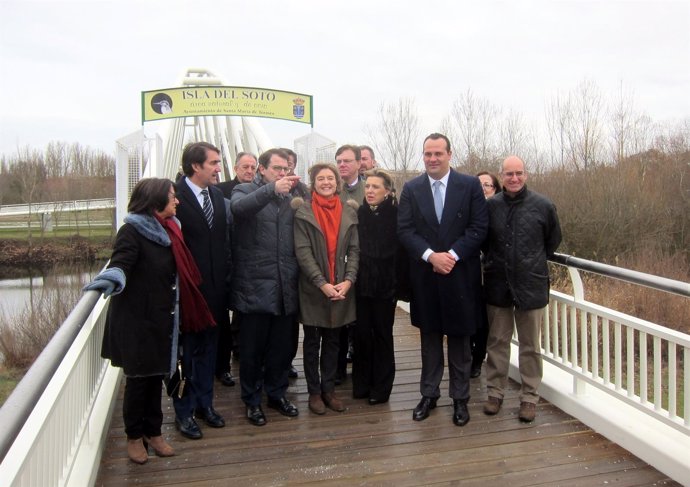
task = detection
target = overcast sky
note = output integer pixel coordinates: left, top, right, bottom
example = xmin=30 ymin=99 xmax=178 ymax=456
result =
xmin=1 ymin=0 xmax=688 ymax=158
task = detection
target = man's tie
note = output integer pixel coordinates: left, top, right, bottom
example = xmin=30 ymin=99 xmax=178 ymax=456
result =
xmin=201 ymin=189 xmax=214 ymax=228
xmin=433 ymin=180 xmax=443 ymax=223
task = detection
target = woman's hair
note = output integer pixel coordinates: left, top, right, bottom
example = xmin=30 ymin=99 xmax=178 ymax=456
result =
xmin=309 ymin=163 xmax=342 ymax=195
xmin=127 ymin=178 xmax=173 ymax=214
xmin=363 ymin=168 xmax=395 ymax=192
xmin=476 ymin=171 xmax=502 ymax=193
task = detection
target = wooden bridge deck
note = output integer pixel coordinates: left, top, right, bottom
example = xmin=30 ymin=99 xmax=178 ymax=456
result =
xmin=95 ymin=308 xmax=679 ymax=486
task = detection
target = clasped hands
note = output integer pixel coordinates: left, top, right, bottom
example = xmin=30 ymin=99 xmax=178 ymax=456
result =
xmin=319 ymin=280 xmax=352 ymax=301
xmin=428 ymin=252 xmax=456 ymax=275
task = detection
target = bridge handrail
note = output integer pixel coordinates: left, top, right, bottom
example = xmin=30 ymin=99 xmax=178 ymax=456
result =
xmin=550 ymin=252 xmax=690 ymax=298
xmin=0 ymin=291 xmax=100 ymax=462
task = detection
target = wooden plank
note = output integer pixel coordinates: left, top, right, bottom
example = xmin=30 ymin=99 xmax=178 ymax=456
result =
xmin=95 ymin=308 xmax=680 ymax=486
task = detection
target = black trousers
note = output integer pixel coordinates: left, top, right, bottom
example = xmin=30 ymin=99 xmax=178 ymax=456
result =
xmin=239 ymin=312 xmax=293 ymax=406
xmin=419 ymin=331 xmax=471 ymax=401
xmin=303 ymin=325 xmax=341 ymax=395
xmin=352 ymin=296 xmax=396 ymax=401
xmin=215 ymin=310 xmax=233 ymax=375
xmin=173 ymin=326 xmax=219 ymax=418
xmin=123 ymin=375 xmax=164 ymax=439
xmin=289 ymin=317 xmax=299 ymax=364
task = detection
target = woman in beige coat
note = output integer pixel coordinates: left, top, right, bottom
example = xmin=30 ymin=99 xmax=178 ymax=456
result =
xmin=292 ymin=163 xmax=359 ymax=414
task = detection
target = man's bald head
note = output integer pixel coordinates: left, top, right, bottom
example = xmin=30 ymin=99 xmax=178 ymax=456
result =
xmin=500 ymin=155 xmax=527 ymax=195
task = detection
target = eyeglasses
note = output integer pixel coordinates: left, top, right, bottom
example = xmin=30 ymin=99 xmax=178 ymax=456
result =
xmin=481 ymin=183 xmax=495 ymax=188
xmin=168 ymin=193 xmax=177 ymax=200
xmin=269 ymin=165 xmax=289 ymax=173
xmin=502 ymin=171 xmax=525 ymax=178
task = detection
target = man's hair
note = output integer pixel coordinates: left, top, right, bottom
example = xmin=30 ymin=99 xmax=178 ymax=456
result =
xmin=335 ymin=144 xmax=361 ymax=161
xmin=181 ymin=142 xmax=220 ymax=176
xmin=235 ymin=151 xmax=257 ymax=167
xmin=423 ymin=133 xmax=451 ymax=153
xmin=359 ymin=145 xmax=375 ymax=160
xmin=128 ymin=177 xmax=173 ymax=214
xmin=258 ymin=148 xmax=289 ymax=168
xmin=281 ymin=148 xmax=297 ymax=164
xmin=309 ymin=163 xmax=342 ymax=194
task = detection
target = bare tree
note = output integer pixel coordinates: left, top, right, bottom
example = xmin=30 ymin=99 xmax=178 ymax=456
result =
xmin=365 ymin=97 xmax=421 ymax=176
xmin=545 ymin=91 xmax=572 ymax=168
xmin=447 ymin=89 xmax=498 ymax=173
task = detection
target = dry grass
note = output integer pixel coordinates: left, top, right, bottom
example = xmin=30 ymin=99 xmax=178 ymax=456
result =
xmin=0 ymin=275 xmax=84 ymax=370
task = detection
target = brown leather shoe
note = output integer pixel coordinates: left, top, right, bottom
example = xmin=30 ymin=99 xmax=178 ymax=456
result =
xmin=144 ymin=435 xmax=175 ymax=457
xmin=322 ymin=391 xmax=346 ymax=412
xmin=309 ymin=394 xmax=326 ymax=415
xmin=518 ymin=401 xmax=536 ymax=422
xmin=127 ymin=438 xmax=148 ymax=464
xmin=483 ymin=396 xmax=503 ymax=415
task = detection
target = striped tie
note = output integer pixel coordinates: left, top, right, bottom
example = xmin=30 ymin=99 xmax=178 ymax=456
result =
xmin=201 ymin=189 xmax=213 ymax=228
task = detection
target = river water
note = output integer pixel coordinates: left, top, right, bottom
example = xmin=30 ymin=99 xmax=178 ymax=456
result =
xmin=0 ymin=262 xmax=107 ymax=321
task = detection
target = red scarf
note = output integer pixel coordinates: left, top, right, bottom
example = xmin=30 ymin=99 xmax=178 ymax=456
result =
xmin=156 ymin=214 xmax=216 ymax=333
xmin=311 ymin=192 xmax=342 ymax=284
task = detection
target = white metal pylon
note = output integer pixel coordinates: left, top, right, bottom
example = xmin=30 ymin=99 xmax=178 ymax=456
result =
xmin=151 ymin=68 xmax=273 ymax=181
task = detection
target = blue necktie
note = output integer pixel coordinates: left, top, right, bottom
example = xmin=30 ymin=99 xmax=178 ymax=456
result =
xmin=201 ymin=189 xmax=214 ymax=228
xmin=433 ymin=180 xmax=443 ymax=223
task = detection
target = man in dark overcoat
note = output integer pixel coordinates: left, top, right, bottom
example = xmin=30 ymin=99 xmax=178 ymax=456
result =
xmin=397 ymin=133 xmax=488 ymax=426
xmin=173 ymin=142 xmax=231 ymax=439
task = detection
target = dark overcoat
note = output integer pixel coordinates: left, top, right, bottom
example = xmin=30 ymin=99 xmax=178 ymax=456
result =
xmin=397 ymin=170 xmax=489 ymax=336
xmin=101 ymin=215 xmax=176 ymax=376
xmin=176 ymin=177 xmax=231 ymax=324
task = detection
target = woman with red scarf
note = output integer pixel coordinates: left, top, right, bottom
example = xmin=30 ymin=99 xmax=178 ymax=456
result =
xmin=85 ymin=178 xmax=214 ymax=464
xmin=293 ymin=163 xmax=359 ymax=415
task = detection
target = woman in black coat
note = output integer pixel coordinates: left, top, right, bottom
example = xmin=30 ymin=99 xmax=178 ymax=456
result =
xmin=86 ymin=178 xmax=212 ymax=464
xmin=352 ymin=169 xmax=408 ymax=404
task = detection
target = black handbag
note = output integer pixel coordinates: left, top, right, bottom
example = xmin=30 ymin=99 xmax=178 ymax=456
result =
xmin=165 ymin=360 xmax=186 ymax=398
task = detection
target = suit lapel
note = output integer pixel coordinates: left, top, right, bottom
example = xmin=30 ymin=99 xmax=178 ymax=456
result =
xmin=179 ymin=177 xmax=207 ymax=222
xmin=438 ymin=171 xmax=464 ymax=238
xmin=413 ymin=176 xmax=441 ymax=230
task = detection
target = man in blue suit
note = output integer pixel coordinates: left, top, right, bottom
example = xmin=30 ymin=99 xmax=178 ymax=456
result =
xmin=398 ymin=133 xmax=488 ymax=426
xmin=173 ymin=142 xmax=231 ymax=439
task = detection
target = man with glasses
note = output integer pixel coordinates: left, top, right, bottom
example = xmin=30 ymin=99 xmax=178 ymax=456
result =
xmin=230 ymin=148 xmax=302 ymax=426
xmin=482 ymin=155 xmax=562 ymax=423
xmin=336 ymin=144 xmax=365 ymax=205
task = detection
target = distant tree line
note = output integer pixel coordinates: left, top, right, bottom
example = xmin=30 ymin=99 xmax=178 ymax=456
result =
xmin=0 ymin=142 xmax=115 ymax=206
xmin=367 ymin=79 xmax=689 ymax=277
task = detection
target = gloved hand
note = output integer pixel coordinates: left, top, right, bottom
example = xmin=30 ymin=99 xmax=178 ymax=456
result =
xmin=83 ymin=278 xmax=117 ymax=297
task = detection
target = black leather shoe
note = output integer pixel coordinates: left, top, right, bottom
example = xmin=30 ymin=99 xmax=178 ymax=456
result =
xmin=217 ymin=371 xmax=236 ymax=386
xmin=412 ymin=396 xmax=438 ymax=421
xmin=194 ymin=407 xmax=225 ymax=428
xmin=288 ymin=365 xmax=298 ymax=379
xmin=246 ymin=405 xmax=267 ymax=426
xmin=453 ymin=399 xmax=470 ymax=426
xmin=175 ymin=416 xmax=203 ymax=439
xmin=368 ymin=397 xmax=389 ymax=406
xmin=267 ymin=397 xmax=299 ymax=417
xmin=470 ymin=366 xmax=482 ymax=378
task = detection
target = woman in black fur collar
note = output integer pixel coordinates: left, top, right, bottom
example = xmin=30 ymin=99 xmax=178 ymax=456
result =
xmin=353 ymin=169 xmax=408 ymax=404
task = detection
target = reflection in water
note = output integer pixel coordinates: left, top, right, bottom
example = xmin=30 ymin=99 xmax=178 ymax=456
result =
xmin=0 ymin=262 xmax=107 ymax=321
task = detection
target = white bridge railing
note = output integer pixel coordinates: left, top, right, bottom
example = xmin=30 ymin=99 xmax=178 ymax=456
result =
xmin=0 ymin=253 xmax=687 ymax=486
xmin=0 ymin=198 xmax=115 ymax=217
xmin=534 ymin=254 xmax=689 ymax=485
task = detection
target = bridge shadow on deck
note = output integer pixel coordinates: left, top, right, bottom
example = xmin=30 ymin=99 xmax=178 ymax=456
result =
xmin=96 ymin=308 xmax=679 ymax=486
